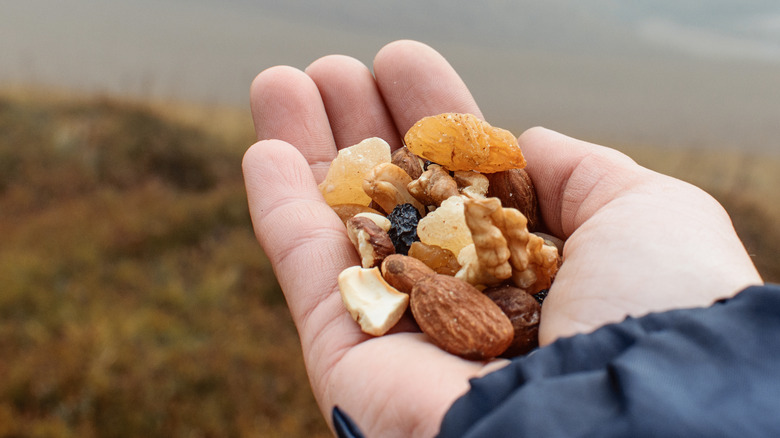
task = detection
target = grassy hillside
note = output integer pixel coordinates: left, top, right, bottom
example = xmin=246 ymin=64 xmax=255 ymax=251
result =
xmin=0 ymin=90 xmax=777 ymax=437
xmin=0 ymin=91 xmax=330 ymax=437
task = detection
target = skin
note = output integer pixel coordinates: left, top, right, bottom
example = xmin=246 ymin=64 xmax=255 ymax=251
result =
xmin=242 ymin=40 xmax=763 ymax=437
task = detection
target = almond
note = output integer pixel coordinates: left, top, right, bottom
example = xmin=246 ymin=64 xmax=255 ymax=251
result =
xmin=486 ymin=168 xmax=539 ymax=231
xmin=411 ymin=274 xmax=514 ymax=360
xmin=380 ymin=254 xmax=436 ymax=294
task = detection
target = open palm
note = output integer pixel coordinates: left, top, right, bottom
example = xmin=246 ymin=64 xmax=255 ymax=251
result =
xmin=242 ymin=40 xmax=761 ymax=437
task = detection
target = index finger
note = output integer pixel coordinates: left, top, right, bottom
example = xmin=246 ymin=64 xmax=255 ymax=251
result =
xmin=373 ymin=40 xmax=484 ymax=135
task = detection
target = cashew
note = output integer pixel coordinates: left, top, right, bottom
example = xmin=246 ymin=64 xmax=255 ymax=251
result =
xmin=338 ymin=266 xmax=409 ymax=336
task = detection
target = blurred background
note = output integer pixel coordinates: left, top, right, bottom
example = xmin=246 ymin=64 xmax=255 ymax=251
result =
xmin=1 ymin=1 xmax=779 ymax=436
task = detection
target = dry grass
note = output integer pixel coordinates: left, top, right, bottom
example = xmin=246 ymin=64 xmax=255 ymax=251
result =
xmin=0 ymin=89 xmax=777 ymax=437
xmin=0 ymin=90 xmax=330 ymax=437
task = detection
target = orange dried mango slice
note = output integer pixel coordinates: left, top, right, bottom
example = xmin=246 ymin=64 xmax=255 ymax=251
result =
xmin=404 ymin=113 xmax=526 ymax=173
xmin=319 ymin=137 xmax=391 ymax=206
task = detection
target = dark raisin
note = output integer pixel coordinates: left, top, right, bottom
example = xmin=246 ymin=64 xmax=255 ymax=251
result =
xmin=533 ymin=289 xmax=549 ymax=305
xmin=387 ymin=203 xmax=421 ymax=255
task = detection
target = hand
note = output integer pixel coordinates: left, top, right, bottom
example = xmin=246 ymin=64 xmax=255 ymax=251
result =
xmin=242 ymin=40 xmax=762 ymax=437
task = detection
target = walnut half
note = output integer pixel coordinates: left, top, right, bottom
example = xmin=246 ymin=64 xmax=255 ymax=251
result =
xmin=457 ymin=197 xmax=560 ymax=292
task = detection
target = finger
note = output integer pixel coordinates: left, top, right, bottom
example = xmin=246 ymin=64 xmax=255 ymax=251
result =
xmin=305 ymin=55 xmax=402 ymax=151
xmin=242 ymin=139 xmax=369 ymax=369
xmin=373 ymin=40 xmax=483 ymax=136
xmin=249 ymin=66 xmax=336 ymax=181
xmin=518 ymin=127 xmax=650 ymax=238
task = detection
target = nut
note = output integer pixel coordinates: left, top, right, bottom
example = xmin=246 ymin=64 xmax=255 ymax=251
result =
xmin=462 ymin=196 xmax=512 ymax=282
xmin=455 ymin=243 xmax=503 ymax=287
xmin=380 ymin=254 xmax=436 ymax=294
xmin=486 ymin=168 xmax=539 ymax=231
xmin=391 ymin=146 xmax=424 ymax=180
xmin=510 ymin=232 xmax=560 ymax=295
xmin=346 ymin=216 xmax=396 ymax=268
xmin=408 ymin=164 xmax=459 ymax=207
xmin=533 ymin=232 xmax=564 ymax=254
xmin=363 ymin=162 xmax=426 ymax=216
xmin=331 ymin=204 xmax=384 ymax=225
xmin=411 ymin=274 xmax=514 ymax=360
xmin=456 ymin=197 xmax=560 ymax=293
xmin=453 ymin=171 xmax=489 ymax=198
xmin=354 ymin=212 xmax=391 ymax=232
xmin=338 ymin=266 xmax=409 ymax=336
xmin=483 ymin=284 xmax=540 ymax=357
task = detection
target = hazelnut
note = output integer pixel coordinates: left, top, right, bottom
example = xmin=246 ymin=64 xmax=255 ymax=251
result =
xmin=486 ymin=168 xmax=539 ymax=231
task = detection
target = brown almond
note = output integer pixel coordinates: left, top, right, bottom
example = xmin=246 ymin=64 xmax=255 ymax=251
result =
xmin=486 ymin=168 xmax=539 ymax=231
xmin=483 ymin=284 xmax=541 ymax=357
xmin=381 ymin=254 xmax=436 ymax=294
xmin=411 ymin=274 xmax=514 ymax=360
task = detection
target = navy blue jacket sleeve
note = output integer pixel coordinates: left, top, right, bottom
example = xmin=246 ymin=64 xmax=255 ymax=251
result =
xmin=332 ymin=284 xmax=780 ymax=437
xmin=438 ymin=284 xmax=780 ymax=438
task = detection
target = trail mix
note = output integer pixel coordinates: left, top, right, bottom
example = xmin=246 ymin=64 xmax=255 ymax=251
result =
xmin=322 ymin=113 xmax=562 ymax=360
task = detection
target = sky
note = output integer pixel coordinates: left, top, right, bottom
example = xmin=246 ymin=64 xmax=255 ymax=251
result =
xmin=2 ymin=0 xmax=780 ymax=154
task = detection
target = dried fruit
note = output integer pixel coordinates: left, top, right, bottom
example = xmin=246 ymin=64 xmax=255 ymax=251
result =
xmin=404 ymin=113 xmax=526 ymax=173
xmin=408 ymin=242 xmax=460 ymax=276
xmin=484 ymin=284 xmax=541 ymax=356
xmin=387 ymin=203 xmax=421 ymax=255
xmin=533 ymin=289 xmax=549 ymax=305
xmin=319 ymin=137 xmax=391 ymax=206
xmin=416 ymin=196 xmax=473 ymax=257
xmin=411 ymin=274 xmax=514 ymax=360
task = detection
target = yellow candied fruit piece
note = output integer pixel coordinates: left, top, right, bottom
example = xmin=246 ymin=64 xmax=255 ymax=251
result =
xmin=318 ymin=137 xmax=392 ymax=206
xmin=416 ymin=195 xmax=473 ymax=256
xmin=404 ymin=113 xmax=526 ymax=173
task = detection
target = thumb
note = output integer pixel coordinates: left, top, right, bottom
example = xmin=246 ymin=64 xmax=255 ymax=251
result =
xmin=519 ymin=127 xmax=648 ymax=238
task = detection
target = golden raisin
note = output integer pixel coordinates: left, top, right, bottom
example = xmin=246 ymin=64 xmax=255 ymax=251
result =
xmin=408 ymin=241 xmax=461 ymax=276
xmin=404 ymin=113 xmax=526 ymax=173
